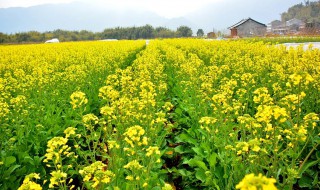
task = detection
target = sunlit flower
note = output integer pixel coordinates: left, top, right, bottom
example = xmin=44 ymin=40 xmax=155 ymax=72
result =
xmin=70 ymin=91 xmax=88 ymax=109
xmin=18 ymin=173 xmax=42 ymax=190
xmin=236 ymin=173 xmax=277 ymax=190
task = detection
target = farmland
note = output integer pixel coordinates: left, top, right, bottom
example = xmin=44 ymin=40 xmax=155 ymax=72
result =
xmin=0 ymin=39 xmax=319 ymax=190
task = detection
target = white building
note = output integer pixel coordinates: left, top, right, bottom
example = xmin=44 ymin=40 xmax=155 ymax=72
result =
xmin=45 ymin=38 xmax=59 ymax=43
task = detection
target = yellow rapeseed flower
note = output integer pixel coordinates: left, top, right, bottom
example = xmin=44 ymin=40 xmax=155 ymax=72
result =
xmin=236 ymin=173 xmax=277 ymax=190
xmin=18 ymin=173 xmax=42 ymax=190
xmin=70 ymin=91 xmax=88 ymax=109
xmin=64 ymin=127 xmax=77 ymax=138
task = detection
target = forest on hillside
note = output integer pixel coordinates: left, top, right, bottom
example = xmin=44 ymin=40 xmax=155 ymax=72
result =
xmin=281 ymin=0 xmax=320 ymax=22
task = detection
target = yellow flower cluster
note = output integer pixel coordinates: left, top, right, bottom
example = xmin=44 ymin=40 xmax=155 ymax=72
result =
xmin=123 ymin=125 xmax=148 ymax=148
xmin=236 ymin=173 xmax=277 ymax=190
xmin=10 ymin=95 xmax=27 ymax=112
xmin=100 ymin=105 xmax=114 ymax=116
xmin=288 ymin=73 xmax=314 ymax=86
xmin=162 ymin=101 xmax=174 ymax=111
xmin=255 ymin=105 xmax=288 ymax=123
xmin=199 ymin=116 xmax=218 ymax=132
xmin=18 ymin=173 xmax=42 ymax=190
xmin=49 ymin=170 xmax=67 ymax=188
xmin=82 ymin=113 xmax=99 ymax=130
xmin=253 ymin=87 xmax=273 ymax=105
xmin=107 ymin=140 xmax=120 ymax=150
xmin=199 ymin=117 xmax=218 ymax=125
xmin=303 ymin=113 xmax=319 ymax=129
xmin=146 ymin=146 xmax=161 ymax=157
xmin=79 ymin=161 xmax=115 ymax=188
xmin=64 ymin=127 xmax=77 ymax=138
xmin=0 ymin=101 xmax=10 ymax=119
xmin=123 ymin=159 xmax=144 ymax=170
xmin=234 ymin=139 xmax=267 ymax=156
xmin=70 ymin=91 xmax=88 ymax=109
xmin=162 ymin=183 xmax=174 ymax=190
xmin=282 ymin=124 xmax=308 ymax=143
xmin=123 ymin=160 xmax=144 ymax=181
xmin=98 ymin=85 xmax=120 ymax=102
xmin=43 ymin=137 xmax=70 ymax=164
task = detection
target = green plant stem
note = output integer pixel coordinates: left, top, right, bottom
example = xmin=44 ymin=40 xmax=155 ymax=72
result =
xmin=298 ymin=143 xmax=319 ymax=175
xmin=295 ymin=136 xmax=310 ymax=162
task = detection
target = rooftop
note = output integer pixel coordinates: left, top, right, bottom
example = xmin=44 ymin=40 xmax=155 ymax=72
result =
xmin=228 ymin=17 xmax=267 ymax=29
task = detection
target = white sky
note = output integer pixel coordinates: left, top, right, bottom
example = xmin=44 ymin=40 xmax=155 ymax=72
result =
xmin=0 ymin=0 xmax=74 ymax=8
xmin=0 ymin=0 xmax=222 ymax=18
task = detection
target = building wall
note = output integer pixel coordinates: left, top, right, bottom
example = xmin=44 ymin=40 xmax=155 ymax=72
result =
xmin=231 ymin=28 xmax=237 ymax=37
xmin=236 ymin=20 xmax=266 ymax=37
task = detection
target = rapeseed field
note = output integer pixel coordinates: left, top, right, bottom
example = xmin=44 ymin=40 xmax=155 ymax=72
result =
xmin=0 ymin=39 xmax=319 ymax=189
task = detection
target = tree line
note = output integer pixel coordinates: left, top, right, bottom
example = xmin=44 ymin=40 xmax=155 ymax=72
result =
xmin=0 ymin=25 xmax=199 ymax=44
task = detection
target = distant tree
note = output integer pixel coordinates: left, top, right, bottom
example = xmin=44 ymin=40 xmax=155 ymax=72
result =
xmin=15 ymin=33 xmax=30 ymax=43
xmin=44 ymin=32 xmax=54 ymax=41
xmin=79 ymin=30 xmax=95 ymax=40
xmin=196 ymin=29 xmax=204 ymax=37
xmin=154 ymin=27 xmax=175 ymax=38
xmin=140 ymin=24 xmax=154 ymax=39
xmin=0 ymin=32 xmax=7 ymax=43
xmin=177 ymin=26 xmax=193 ymax=37
xmin=0 ymin=24 xmax=197 ymax=43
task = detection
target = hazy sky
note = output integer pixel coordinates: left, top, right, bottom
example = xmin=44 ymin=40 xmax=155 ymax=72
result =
xmin=0 ymin=0 xmax=221 ymax=18
xmin=0 ymin=0 xmax=307 ymax=19
xmin=0 ymin=0 xmax=313 ymax=34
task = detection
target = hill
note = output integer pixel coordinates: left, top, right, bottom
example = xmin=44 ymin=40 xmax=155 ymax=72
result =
xmin=281 ymin=1 xmax=320 ymax=22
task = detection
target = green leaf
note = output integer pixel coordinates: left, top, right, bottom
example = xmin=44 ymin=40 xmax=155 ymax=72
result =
xmin=177 ymin=169 xmax=188 ymax=177
xmin=175 ymin=133 xmax=197 ymax=145
xmin=175 ymin=107 xmax=183 ymax=115
xmin=23 ymin=156 xmax=34 ymax=165
xmin=174 ymin=145 xmax=192 ymax=154
xmin=212 ymin=180 xmax=221 ymax=190
xmin=68 ymin=169 xmax=78 ymax=175
xmin=4 ymin=165 xmax=21 ymax=177
xmin=208 ymin=153 xmax=217 ymax=168
xmin=16 ymin=166 xmax=27 ymax=175
xmin=34 ymin=156 xmax=44 ymax=165
xmin=192 ymin=147 xmax=206 ymax=157
xmin=298 ymin=175 xmax=313 ymax=188
xmin=196 ymin=168 xmax=207 ymax=182
xmin=184 ymin=158 xmax=208 ymax=170
xmin=316 ymin=150 xmax=320 ymax=159
xmin=312 ymin=172 xmax=318 ymax=186
xmin=213 ymin=166 xmax=224 ymax=179
xmin=299 ymin=160 xmax=319 ymax=177
xmin=4 ymin=156 xmax=16 ymax=167
xmin=197 ymin=128 xmax=209 ymax=138
xmin=174 ymin=145 xmax=184 ymax=154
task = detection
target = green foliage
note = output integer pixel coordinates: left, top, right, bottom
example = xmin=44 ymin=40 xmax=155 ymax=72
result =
xmin=197 ymin=29 xmax=204 ymax=37
xmin=0 ymin=24 xmax=193 ymax=44
xmin=177 ymin=26 xmax=193 ymax=37
xmin=281 ymin=1 xmax=320 ymax=22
